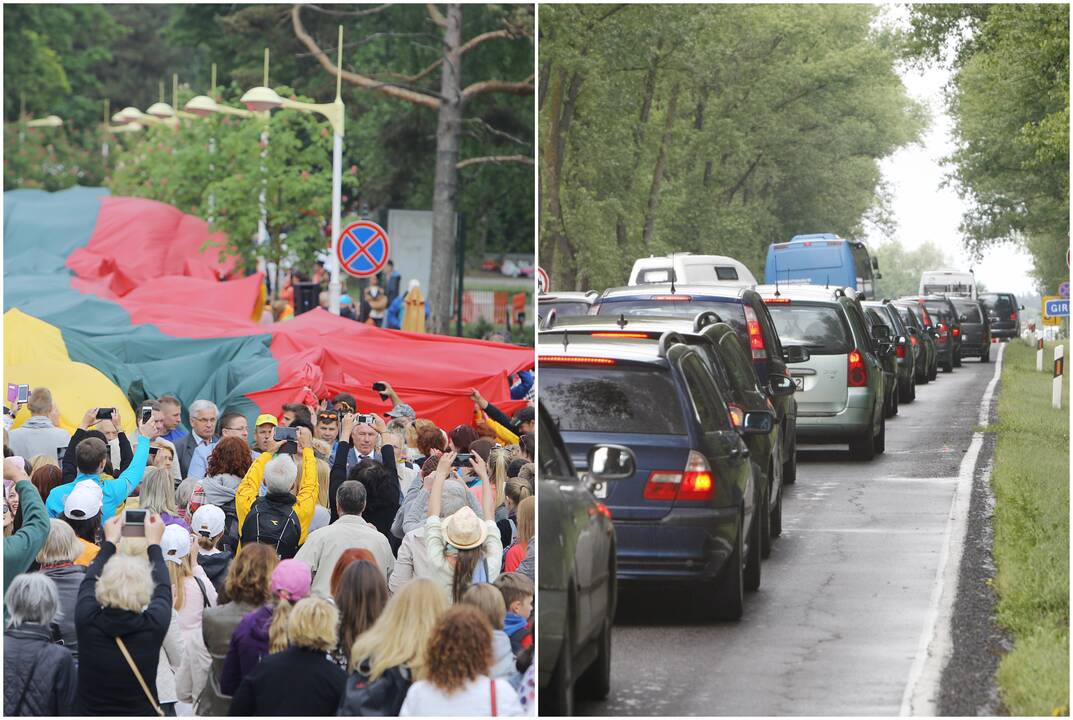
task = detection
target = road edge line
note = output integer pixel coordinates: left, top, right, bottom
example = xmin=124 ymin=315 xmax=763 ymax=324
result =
xmin=899 ymin=341 xmax=1006 ymax=716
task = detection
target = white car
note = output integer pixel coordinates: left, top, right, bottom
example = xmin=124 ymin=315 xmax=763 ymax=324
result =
xmin=629 ymin=253 xmax=757 ymax=289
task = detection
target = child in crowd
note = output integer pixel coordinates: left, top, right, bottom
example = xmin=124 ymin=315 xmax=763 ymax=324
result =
xmin=493 ymin=572 xmax=534 ymax=655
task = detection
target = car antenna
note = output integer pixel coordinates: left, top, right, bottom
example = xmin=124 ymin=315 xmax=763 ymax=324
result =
xmin=773 ymin=254 xmax=781 ymax=297
xmin=825 ymin=272 xmax=830 ymax=289
xmin=669 ymin=252 xmax=676 ymax=294
xmin=617 ymin=313 xmax=628 ymax=329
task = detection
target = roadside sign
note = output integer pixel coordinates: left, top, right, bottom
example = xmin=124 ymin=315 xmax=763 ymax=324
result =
xmin=537 ymin=266 xmax=549 ymax=294
xmin=1060 ymin=281 xmax=1070 ymax=298
xmin=336 ymin=220 xmax=390 ymax=278
xmin=1042 ymin=295 xmax=1067 ymax=326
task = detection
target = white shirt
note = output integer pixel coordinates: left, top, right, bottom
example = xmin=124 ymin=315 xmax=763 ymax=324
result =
xmin=294 ymin=514 xmax=394 ymax=598
xmin=400 ymin=677 xmax=523 ymax=716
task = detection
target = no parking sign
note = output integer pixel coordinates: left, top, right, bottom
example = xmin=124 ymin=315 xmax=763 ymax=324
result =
xmin=337 ymin=220 xmax=390 ymax=278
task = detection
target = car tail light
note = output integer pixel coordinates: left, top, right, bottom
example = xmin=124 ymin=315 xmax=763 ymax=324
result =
xmin=588 ymin=503 xmax=612 ymax=519
xmin=896 ymin=344 xmax=906 ymax=358
xmin=1009 ymin=312 xmax=1017 ymax=321
xmin=743 ymin=305 xmax=767 ymax=360
xmin=764 ymin=297 xmax=791 ymax=304
xmin=848 ymin=349 xmax=867 ymax=387
xmin=727 ymin=403 xmax=745 ymax=428
xmin=910 ymin=336 xmax=919 ymax=346
xmin=652 ymin=295 xmax=691 ymax=301
xmin=952 ymin=327 xmax=960 ymax=337
xmin=541 ymin=356 xmax=616 ymax=365
xmin=590 ymin=332 xmax=651 ymax=339
xmin=643 ymin=451 xmax=715 ymax=502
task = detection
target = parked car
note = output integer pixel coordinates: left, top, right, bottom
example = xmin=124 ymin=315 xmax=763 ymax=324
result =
xmin=891 ymin=300 xmax=936 ymax=385
xmin=539 ymin=330 xmax=773 ymax=622
xmin=501 ymin=258 xmax=532 ymax=278
xmin=757 ymin=285 xmax=890 ymax=460
xmin=949 ymin=296 xmax=992 ymax=362
xmin=544 ymin=312 xmax=805 ymax=557
xmin=590 ymin=283 xmax=800 ymax=484
xmin=629 ymin=253 xmax=758 ymax=288
xmin=863 ymin=304 xmax=903 ymax=416
xmin=481 ymin=258 xmax=501 ymax=272
xmin=538 ymin=402 xmax=619 ymax=715
xmin=538 ymin=291 xmax=598 ymax=328
xmin=864 ymin=300 xmax=917 ymax=404
xmin=900 ymin=296 xmax=959 ymax=373
xmin=979 ymin=292 xmax=1024 ymax=340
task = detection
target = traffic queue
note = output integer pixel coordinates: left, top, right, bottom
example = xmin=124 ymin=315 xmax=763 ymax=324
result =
xmin=535 ymin=240 xmax=1021 ymax=715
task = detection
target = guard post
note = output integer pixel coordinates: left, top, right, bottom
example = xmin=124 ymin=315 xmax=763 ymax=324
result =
xmin=1038 ymin=336 xmax=1045 ymax=372
xmin=1053 ymin=345 xmax=1064 ymax=409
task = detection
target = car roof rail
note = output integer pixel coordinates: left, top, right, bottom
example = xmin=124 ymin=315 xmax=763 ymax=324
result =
xmin=693 ymin=311 xmax=723 ymax=332
xmin=658 ymin=331 xmax=688 ymax=358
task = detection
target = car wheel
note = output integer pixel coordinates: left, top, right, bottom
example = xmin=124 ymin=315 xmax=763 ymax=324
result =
xmin=576 ymin=616 xmax=611 ymax=700
xmin=710 ymin=510 xmax=744 ymax=621
xmin=911 ymin=379 xmax=917 ymax=401
xmin=892 ymin=385 xmax=899 ymax=415
xmin=759 ymin=469 xmax=773 ymax=559
xmin=981 ymin=346 xmax=991 ymax=363
xmin=875 ymin=412 xmax=886 ymax=454
xmin=770 ymin=477 xmax=783 ymax=539
xmin=745 ymin=493 xmax=763 ymax=592
xmin=943 ymin=354 xmax=953 ymax=373
xmin=929 ymin=360 xmax=938 ymax=381
xmin=954 ymin=350 xmax=962 ymax=367
xmin=783 ymin=435 xmax=798 ymax=485
xmin=849 ymin=409 xmax=877 ymax=461
xmin=542 ymin=587 xmax=576 ymax=716
xmin=899 ymin=377 xmax=913 ymax=404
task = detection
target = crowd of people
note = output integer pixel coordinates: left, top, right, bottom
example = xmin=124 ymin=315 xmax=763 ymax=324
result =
xmin=3 ymin=378 xmax=536 ymax=716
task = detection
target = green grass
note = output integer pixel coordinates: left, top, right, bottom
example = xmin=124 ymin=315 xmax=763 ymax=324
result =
xmin=991 ymin=339 xmax=1070 ymax=716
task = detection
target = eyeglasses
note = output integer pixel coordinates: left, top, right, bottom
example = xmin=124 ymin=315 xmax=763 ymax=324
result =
xmin=192 ymin=416 xmax=217 ymax=424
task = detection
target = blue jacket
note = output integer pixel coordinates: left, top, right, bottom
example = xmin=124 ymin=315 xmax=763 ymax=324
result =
xmin=510 ymin=370 xmax=534 ymax=400
xmin=45 ymin=434 xmax=152 ymax=519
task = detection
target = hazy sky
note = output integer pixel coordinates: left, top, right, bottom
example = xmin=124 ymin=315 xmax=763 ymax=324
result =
xmin=865 ymin=5 xmax=1039 ymax=298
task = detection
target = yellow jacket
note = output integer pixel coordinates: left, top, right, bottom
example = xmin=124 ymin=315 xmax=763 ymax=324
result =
xmin=236 ymin=448 xmax=318 ymax=546
xmin=476 ymin=409 xmax=519 ymax=446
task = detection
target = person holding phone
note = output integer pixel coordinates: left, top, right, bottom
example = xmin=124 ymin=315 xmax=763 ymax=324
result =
xmin=44 ymin=412 xmax=161 ymax=520
xmin=3 ymin=457 xmax=50 ymax=600
xmin=7 ymin=387 xmax=70 ymax=463
xmin=73 ymin=512 xmax=171 ymax=716
xmin=59 ymin=407 xmax=134 ymax=487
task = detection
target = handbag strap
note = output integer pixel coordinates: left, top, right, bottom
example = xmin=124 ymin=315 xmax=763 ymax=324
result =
xmin=490 ymin=678 xmax=497 ymax=717
xmin=115 ymin=636 xmax=165 ymax=717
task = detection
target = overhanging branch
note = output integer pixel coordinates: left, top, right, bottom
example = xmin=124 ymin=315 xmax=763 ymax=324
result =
xmin=457 ymin=155 xmax=534 ymax=170
xmin=462 ymin=74 xmax=535 ymax=101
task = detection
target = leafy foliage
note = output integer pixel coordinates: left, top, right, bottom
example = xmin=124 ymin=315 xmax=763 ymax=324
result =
xmin=873 ymin=240 xmax=952 ymax=299
xmin=540 ymin=5 xmax=924 ymax=292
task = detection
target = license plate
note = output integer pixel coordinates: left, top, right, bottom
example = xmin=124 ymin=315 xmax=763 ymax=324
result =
xmin=793 ymin=376 xmax=805 ymax=391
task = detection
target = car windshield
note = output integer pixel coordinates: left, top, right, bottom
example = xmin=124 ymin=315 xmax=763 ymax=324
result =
xmin=766 ymin=303 xmax=852 ymax=354
xmin=595 ymin=297 xmax=747 ymax=336
xmin=539 ymin=301 xmax=590 ymax=319
xmin=540 ymin=364 xmax=687 ymax=434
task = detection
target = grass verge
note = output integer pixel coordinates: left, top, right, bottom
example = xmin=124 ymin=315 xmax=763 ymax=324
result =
xmin=991 ymin=339 xmax=1069 ymax=715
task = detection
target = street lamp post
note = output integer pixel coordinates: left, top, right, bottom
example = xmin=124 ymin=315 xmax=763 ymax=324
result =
xmin=241 ymin=25 xmax=346 ymax=315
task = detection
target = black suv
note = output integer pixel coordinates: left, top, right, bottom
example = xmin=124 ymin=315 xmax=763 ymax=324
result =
xmin=980 ymin=292 xmax=1023 ymax=340
xmin=539 ymin=328 xmax=776 ymax=621
xmin=591 ymin=283 xmax=800 ymax=485
xmin=900 ymin=295 xmax=961 ymax=372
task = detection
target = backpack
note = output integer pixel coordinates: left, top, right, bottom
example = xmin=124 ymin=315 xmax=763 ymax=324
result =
xmin=337 ymin=661 xmax=411 ymax=717
xmin=240 ymin=498 xmax=301 ymax=559
xmin=219 ymin=501 xmax=241 ymax=554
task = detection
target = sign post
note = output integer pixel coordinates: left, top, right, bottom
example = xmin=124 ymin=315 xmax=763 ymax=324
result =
xmin=1053 ymin=345 xmax=1064 ymax=409
xmin=336 ymin=220 xmax=391 ymax=278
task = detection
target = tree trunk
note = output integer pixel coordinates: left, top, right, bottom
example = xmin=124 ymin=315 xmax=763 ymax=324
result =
xmin=642 ymin=83 xmax=680 ymax=252
xmin=428 ymin=4 xmax=464 ymax=335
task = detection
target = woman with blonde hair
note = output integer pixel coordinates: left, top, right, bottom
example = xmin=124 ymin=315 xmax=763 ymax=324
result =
xmin=139 ymin=466 xmax=188 ymax=529
xmin=338 ymin=578 xmax=448 ymax=716
xmin=29 ymin=454 xmax=59 ymax=475
xmin=228 ymin=596 xmax=346 ymax=715
xmin=74 ymin=512 xmax=172 ymax=716
xmin=503 ymin=496 xmax=534 ymax=574
xmin=399 ymin=604 xmax=523 ymax=715
xmin=34 ymin=519 xmax=85 ymax=658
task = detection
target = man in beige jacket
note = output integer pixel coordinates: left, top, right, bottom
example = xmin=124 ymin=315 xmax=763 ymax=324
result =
xmin=295 ymin=480 xmax=394 ymax=597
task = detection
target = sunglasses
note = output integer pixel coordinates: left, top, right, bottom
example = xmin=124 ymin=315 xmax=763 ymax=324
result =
xmin=318 ymin=412 xmax=339 ymax=422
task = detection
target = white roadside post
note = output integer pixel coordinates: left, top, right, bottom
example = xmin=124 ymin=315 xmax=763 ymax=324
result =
xmin=1053 ymin=345 xmax=1064 ymax=409
xmin=1037 ymin=334 xmax=1044 ymax=371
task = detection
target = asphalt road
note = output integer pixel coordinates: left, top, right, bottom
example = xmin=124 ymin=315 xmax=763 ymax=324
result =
xmin=576 ymin=356 xmax=1000 ymax=716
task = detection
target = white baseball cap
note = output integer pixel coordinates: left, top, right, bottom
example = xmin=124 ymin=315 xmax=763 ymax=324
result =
xmin=63 ymin=480 xmax=103 ymax=520
xmin=191 ymin=504 xmax=226 ymax=539
xmin=160 ymin=524 xmax=192 ymax=565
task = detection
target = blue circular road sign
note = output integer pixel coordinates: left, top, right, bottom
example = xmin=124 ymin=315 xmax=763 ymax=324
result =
xmin=336 ymin=220 xmax=390 ymax=278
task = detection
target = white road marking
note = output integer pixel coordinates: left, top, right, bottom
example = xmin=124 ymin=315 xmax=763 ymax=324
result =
xmin=900 ymin=342 xmax=1006 ymax=716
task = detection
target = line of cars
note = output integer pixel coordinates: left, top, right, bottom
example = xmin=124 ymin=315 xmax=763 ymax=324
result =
xmin=537 ymin=250 xmax=1022 ymax=713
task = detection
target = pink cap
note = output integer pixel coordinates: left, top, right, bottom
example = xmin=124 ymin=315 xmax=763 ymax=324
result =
xmin=270 ymin=559 xmax=312 ymax=601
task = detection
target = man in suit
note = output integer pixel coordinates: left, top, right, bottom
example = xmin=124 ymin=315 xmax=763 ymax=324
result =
xmin=176 ymin=399 xmax=219 ymax=479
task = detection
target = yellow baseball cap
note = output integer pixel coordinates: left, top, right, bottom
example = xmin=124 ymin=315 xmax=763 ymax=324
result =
xmin=255 ymin=413 xmax=278 ymax=427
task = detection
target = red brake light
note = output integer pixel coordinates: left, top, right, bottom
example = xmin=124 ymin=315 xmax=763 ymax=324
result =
xmin=896 ymin=344 xmax=906 ymax=358
xmin=743 ymin=305 xmax=766 ymax=360
xmin=652 ymin=295 xmax=691 ymax=301
xmin=588 ymin=503 xmax=612 ymax=519
xmin=1009 ymin=312 xmax=1017 ymax=321
xmin=952 ymin=327 xmax=960 ymax=337
xmin=643 ymin=451 xmax=715 ymax=502
xmin=910 ymin=335 xmax=919 ymax=346
xmin=541 ymin=356 xmax=616 ymax=365
xmin=590 ymin=332 xmax=650 ymax=339
xmin=764 ymin=297 xmax=791 ymax=304
xmin=848 ymin=349 xmax=867 ymax=387
xmin=643 ymin=471 xmax=681 ymax=501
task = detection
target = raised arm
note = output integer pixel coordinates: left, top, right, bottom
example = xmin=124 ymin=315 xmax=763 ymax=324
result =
xmin=293 ymin=430 xmax=318 ymax=545
xmin=236 ymin=449 xmax=274 ymax=529
xmin=426 ymin=451 xmax=455 ymax=519
xmin=329 ymin=413 xmax=355 ymax=523
xmin=3 ymin=467 xmax=50 ymax=576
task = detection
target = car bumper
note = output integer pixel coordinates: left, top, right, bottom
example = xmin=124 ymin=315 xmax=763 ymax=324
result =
xmin=614 ymin=506 xmax=739 ymax=583
xmin=796 ymin=389 xmax=874 ymax=441
xmin=991 ymin=327 xmax=1017 ymax=339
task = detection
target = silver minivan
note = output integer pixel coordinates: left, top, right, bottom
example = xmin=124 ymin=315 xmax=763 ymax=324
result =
xmin=755 ymin=285 xmax=890 ymax=461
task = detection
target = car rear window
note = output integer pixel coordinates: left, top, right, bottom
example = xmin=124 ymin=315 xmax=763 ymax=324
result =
xmin=540 ymin=364 xmax=687 ymax=435
xmin=637 ymin=268 xmax=675 ymax=284
xmin=981 ymin=294 xmax=1015 ymax=314
xmin=953 ymin=302 xmax=982 ymax=323
xmin=595 ymin=297 xmax=747 ymax=336
xmin=766 ymin=303 xmax=852 ymax=354
xmin=923 ymin=302 xmax=953 ymax=324
xmin=865 ymin=306 xmax=895 ymax=330
xmin=539 ymin=301 xmax=590 ymax=319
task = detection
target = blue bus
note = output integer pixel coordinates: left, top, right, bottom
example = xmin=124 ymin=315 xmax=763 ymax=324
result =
xmin=764 ymin=233 xmax=879 ymax=298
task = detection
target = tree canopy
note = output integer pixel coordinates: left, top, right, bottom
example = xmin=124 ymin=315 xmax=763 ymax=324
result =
xmin=540 ymin=4 xmax=925 ymax=291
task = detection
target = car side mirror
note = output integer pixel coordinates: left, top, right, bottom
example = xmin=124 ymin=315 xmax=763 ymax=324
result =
xmin=769 ymin=374 xmax=796 ymax=397
xmin=875 ymin=272 xmax=883 ymax=280
xmin=959 ymin=314 xmax=968 ymax=323
xmin=741 ymin=411 xmax=775 ymax=435
xmin=588 ymin=444 xmax=635 ymax=481
xmin=872 ymin=257 xmax=880 ymax=270
xmin=871 ymin=324 xmax=892 ymax=342
xmin=1020 ymin=305 xmax=1025 ymax=311
xmin=782 ymin=345 xmax=810 ymax=363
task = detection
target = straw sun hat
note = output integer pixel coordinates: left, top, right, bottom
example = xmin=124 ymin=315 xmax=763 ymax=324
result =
xmin=443 ymin=506 xmax=487 ymax=550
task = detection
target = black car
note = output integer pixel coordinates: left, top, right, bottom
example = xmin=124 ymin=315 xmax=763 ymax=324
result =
xmin=893 ymin=300 xmax=938 ymax=382
xmin=864 ymin=301 xmax=917 ymax=404
xmin=544 ymin=312 xmax=803 ymax=558
xmin=591 ymin=283 xmax=800 ymax=485
xmin=863 ymin=306 xmax=900 ymax=417
xmin=539 ymin=329 xmax=775 ymax=622
xmin=949 ymin=296 xmax=992 ymax=362
xmin=980 ymin=292 xmax=1024 ymax=340
xmin=900 ymin=295 xmax=959 ymax=373
xmin=538 ymin=402 xmax=620 ymax=715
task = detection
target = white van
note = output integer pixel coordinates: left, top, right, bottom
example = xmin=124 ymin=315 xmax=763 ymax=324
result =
xmin=919 ymin=269 xmax=976 ymax=299
xmin=628 ymin=253 xmax=757 ymax=288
